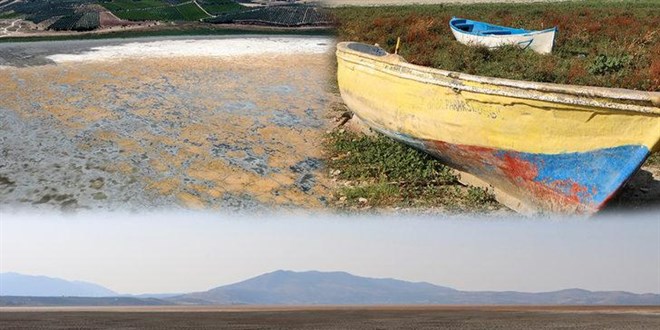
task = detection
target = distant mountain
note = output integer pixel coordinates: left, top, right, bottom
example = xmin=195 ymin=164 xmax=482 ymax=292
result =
xmin=0 ymin=272 xmax=117 ymax=297
xmin=175 ymin=270 xmax=457 ymax=305
xmin=0 ymin=296 xmax=172 ymax=307
xmin=173 ymin=270 xmax=660 ymax=305
xmin=3 ymin=271 xmax=659 ymax=306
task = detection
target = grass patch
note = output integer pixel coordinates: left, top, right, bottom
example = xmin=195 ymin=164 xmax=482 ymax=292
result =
xmin=326 ymin=129 xmax=501 ymax=212
xmin=331 ymin=0 xmax=659 ymax=91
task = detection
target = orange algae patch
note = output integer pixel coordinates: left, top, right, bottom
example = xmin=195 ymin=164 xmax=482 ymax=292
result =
xmin=177 ymin=191 xmax=206 ymax=209
xmin=149 ymin=178 xmax=181 ymax=195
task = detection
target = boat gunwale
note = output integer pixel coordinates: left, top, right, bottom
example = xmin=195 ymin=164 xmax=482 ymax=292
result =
xmin=449 ymin=17 xmax=558 ymax=38
xmin=336 ymin=42 xmax=660 ymax=115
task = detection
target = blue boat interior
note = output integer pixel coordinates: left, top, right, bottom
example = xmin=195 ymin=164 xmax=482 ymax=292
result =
xmin=450 ymin=18 xmax=529 ymax=36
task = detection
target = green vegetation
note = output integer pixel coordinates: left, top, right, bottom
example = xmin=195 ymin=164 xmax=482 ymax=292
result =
xmin=206 ymin=5 xmax=332 ymax=27
xmin=325 ymin=128 xmax=500 ymax=212
xmin=101 ymin=0 xmax=210 ymax=21
xmin=198 ymin=0 xmax=245 ymax=15
xmin=0 ymin=0 xmax=96 ymax=23
xmin=588 ymin=54 xmax=632 ymax=75
xmin=0 ymin=1 xmax=330 ymax=30
xmin=111 ymin=7 xmax=181 ymax=21
xmin=49 ymin=12 xmax=100 ymax=31
xmin=100 ymin=0 xmax=188 ymax=12
xmin=331 ymin=0 xmax=659 ymax=91
xmin=175 ymin=2 xmax=209 ymax=21
xmin=0 ymin=12 xmax=22 ymax=19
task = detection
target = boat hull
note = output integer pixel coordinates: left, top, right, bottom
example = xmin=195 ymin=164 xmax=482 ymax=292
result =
xmin=450 ymin=26 xmax=556 ymax=54
xmin=336 ymin=42 xmax=660 ymax=214
xmin=449 ymin=17 xmax=557 ymax=54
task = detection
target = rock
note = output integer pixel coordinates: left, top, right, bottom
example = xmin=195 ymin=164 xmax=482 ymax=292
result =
xmin=358 ymin=197 xmax=368 ymax=203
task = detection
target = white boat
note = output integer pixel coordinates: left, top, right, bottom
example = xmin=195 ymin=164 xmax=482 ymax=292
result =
xmin=450 ymin=17 xmax=557 ymax=54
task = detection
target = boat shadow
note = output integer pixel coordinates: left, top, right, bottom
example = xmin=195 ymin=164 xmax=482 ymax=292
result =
xmin=602 ymin=168 xmax=660 ymax=212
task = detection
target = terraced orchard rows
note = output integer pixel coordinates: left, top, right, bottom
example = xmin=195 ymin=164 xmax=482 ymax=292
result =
xmin=104 ymin=1 xmax=211 ymax=21
xmin=207 ymin=6 xmax=333 ymax=27
xmin=49 ymin=12 xmax=100 ymax=31
xmin=0 ymin=0 xmax=248 ymax=29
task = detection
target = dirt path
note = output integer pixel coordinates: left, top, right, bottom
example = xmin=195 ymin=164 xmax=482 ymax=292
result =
xmin=0 ymin=19 xmax=20 ymax=37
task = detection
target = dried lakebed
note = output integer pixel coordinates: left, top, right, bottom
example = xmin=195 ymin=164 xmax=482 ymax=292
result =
xmin=0 ymin=36 xmax=336 ymax=211
xmin=1 ymin=306 xmax=659 ymax=329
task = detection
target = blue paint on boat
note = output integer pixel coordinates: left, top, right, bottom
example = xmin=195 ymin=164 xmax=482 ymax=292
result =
xmin=449 ymin=17 xmax=557 ymax=37
xmin=354 ymin=115 xmax=648 ymax=212
xmin=505 ymin=145 xmax=650 ymax=207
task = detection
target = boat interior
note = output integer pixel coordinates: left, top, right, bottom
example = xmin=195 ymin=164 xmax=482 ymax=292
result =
xmin=452 ymin=19 xmax=475 ymax=32
xmin=347 ymin=43 xmax=388 ymax=56
xmin=451 ymin=19 xmax=519 ymax=35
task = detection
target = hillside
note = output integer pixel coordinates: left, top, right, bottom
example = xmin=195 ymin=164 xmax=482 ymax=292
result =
xmin=173 ymin=270 xmax=660 ymax=305
xmin=0 ymin=272 xmax=117 ymax=297
xmin=0 ymin=296 xmax=172 ymax=306
xmin=0 ymin=0 xmax=331 ymax=34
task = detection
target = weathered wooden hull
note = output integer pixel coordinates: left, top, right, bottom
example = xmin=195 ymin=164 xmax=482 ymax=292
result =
xmin=336 ymin=42 xmax=660 ymax=214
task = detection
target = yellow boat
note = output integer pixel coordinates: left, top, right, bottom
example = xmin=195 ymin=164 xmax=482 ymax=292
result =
xmin=336 ymin=41 xmax=660 ymax=214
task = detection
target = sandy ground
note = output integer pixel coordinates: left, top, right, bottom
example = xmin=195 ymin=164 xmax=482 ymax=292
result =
xmin=0 ymin=36 xmax=337 ymax=212
xmin=320 ymin=0 xmax=563 ymax=6
xmin=1 ymin=306 xmax=659 ymax=329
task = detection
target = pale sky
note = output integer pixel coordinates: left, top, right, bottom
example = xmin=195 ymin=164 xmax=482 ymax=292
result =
xmin=1 ymin=211 xmax=658 ymax=295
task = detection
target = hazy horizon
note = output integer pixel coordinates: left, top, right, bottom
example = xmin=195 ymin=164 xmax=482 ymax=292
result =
xmin=1 ymin=211 xmax=659 ymax=295
xmin=2 ymin=268 xmax=659 ymax=297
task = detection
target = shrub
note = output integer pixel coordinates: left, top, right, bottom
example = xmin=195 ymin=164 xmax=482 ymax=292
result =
xmin=588 ymin=54 xmax=632 ymax=75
